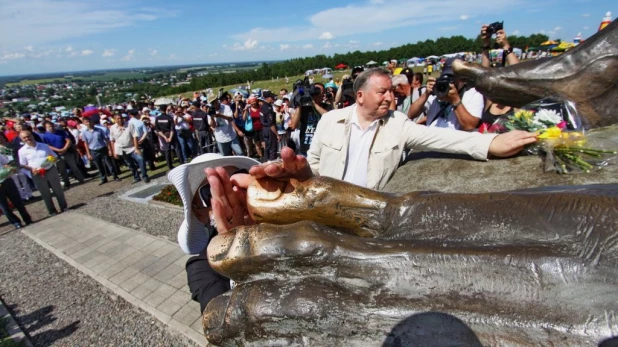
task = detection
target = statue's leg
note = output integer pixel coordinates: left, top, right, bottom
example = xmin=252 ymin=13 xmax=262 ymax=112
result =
xmin=203 ymin=221 xmax=618 ymax=346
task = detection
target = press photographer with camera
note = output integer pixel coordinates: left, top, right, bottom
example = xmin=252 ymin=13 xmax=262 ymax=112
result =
xmin=290 ymin=80 xmax=332 ymax=156
xmin=481 ymin=22 xmax=519 ymax=67
xmin=335 ymin=66 xmax=364 ymax=108
xmin=407 ymin=58 xmax=484 ymax=131
xmin=479 ymin=23 xmax=520 ymax=127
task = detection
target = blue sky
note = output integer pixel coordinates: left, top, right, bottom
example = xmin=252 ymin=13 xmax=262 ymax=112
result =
xmin=0 ymin=0 xmax=615 ymax=76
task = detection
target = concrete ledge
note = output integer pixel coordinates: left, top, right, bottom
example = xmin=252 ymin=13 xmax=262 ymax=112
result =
xmin=0 ymin=297 xmax=33 ymax=347
xmin=149 ymin=199 xmax=184 ymax=212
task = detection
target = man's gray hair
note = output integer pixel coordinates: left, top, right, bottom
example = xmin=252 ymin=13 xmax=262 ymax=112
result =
xmin=391 ymin=74 xmax=409 ymax=88
xmin=353 ymin=68 xmax=391 ymax=93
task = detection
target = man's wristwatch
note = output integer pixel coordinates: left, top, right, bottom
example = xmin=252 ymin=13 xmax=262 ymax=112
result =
xmin=452 ymin=101 xmax=463 ymax=109
xmin=504 ymin=46 xmax=514 ymax=56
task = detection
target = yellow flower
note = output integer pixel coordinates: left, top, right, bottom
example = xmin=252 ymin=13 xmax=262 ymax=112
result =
xmin=537 ymin=126 xmax=562 ymax=139
xmin=46 ymin=155 xmax=56 ymax=162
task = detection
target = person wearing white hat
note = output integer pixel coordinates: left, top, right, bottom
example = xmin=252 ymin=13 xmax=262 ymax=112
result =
xmin=168 ymin=153 xmax=259 ymax=312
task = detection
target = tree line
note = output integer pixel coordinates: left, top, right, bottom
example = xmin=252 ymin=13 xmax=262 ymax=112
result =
xmin=127 ymin=32 xmax=548 ymax=98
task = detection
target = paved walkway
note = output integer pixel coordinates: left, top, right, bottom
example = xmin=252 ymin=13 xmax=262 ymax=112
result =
xmin=21 ymin=212 xmax=206 ymax=346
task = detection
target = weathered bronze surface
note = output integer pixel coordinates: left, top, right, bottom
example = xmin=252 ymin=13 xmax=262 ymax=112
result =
xmin=453 ymin=19 xmax=618 ymax=128
xmin=204 ymin=177 xmax=618 ymax=346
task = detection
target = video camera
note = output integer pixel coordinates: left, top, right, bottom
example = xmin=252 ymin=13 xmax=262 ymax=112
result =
xmin=337 ymin=66 xmax=364 ymax=108
xmin=433 ymin=74 xmax=455 ymax=98
xmin=291 ymin=77 xmax=320 ymax=108
xmin=485 ymin=21 xmax=504 ymax=36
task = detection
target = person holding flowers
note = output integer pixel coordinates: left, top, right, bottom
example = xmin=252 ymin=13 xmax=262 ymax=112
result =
xmin=17 ymin=130 xmax=67 ymax=216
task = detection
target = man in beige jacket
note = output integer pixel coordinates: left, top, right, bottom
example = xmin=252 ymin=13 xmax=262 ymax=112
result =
xmin=266 ymin=68 xmax=536 ymax=191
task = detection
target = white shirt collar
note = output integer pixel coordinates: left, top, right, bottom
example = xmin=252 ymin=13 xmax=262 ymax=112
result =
xmin=350 ymin=105 xmax=380 ymax=130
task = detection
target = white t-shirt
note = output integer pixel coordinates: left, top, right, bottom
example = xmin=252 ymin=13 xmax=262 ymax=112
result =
xmin=425 ymin=87 xmax=484 ymax=130
xmin=342 ymin=106 xmax=380 ymax=188
xmin=213 ymin=104 xmax=237 ymax=143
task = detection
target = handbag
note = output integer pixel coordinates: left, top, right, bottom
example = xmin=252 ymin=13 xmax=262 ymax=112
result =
xmin=244 ymin=115 xmax=254 ymax=132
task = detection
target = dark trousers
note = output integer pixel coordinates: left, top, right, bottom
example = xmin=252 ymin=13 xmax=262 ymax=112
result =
xmin=91 ymin=147 xmax=118 ymax=181
xmin=263 ymin=129 xmax=278 ymax=160
xmin=0 ymin=178 xmax=32 ymax=225
xmin=31 ymin=166 xmax=67 ymax=214
xmin=57 ymin=149 xmax=85 ymax=185
xmin=119 ymin=151 xmax=139 ymax=180
xmin=139 ymin=139 xmax=156 ymax=170
xmin=186 ymin=233 xmax=230 ymax=313
xmin=196 ymin=130 xmax=213 ymax=154
xmin=159 ymin=133 xmax=176 ymax=170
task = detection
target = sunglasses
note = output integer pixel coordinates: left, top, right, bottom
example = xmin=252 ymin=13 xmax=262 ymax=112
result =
xmin=198 ymin=168 xmax=249 ymax=208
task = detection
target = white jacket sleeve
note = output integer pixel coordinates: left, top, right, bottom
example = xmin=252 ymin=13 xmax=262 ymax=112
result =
xmin=404 ymin=122 xmax=497 ymax=160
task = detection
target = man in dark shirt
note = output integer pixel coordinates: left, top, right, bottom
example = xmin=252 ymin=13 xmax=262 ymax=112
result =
xmin=260 ymin=91 xmax=280 ymax=161
xmin=291 ymin=83 xmax=332 ymax=156
xmin=192 ymin=103 xmax=213 ymax=154
xmin=155 ymin=107 xmax=176 ymax=170
xmin=41 ymin=121 xmax=85 ymax=188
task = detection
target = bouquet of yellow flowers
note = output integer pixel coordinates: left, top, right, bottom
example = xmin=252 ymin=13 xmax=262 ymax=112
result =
xmin=0 ymin=145 xmax=17 ymax=183
xmin=37 ymin=155 xmax=58 ymax=176
xmin=480 ymin=97 xmax=617 ymax=174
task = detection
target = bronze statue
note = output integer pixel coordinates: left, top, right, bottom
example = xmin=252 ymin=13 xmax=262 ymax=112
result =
xmin=204 ymin=177 xmax=618 ymax=346
xmin=454 ymin=19 xmax=618 ymax=128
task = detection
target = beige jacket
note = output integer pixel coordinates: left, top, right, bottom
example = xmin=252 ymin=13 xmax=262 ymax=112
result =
xmin=307 ymin=106 xmax=497 ymax=191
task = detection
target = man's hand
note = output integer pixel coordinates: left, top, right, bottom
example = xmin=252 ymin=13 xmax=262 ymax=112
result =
xmin=135 ymin=148 xmax=142 ymax=156
xmin=488 ymin=131 xmax=538 ymax=157
xmin=206 ymin=167 xmax=254 ymax=234
xmin=425 ymin=79 xmax=436 ymax=95
xmin=108 ymin=150 xmax=112 ymax=157
xmin=249 ymin=147 xmax=313 ymax=181
xmin=87 ymin=154 xmax=93 ymax=161
xmin=480 ymin=25 xmax=491 ymax=46
xmin=495 ymin=29 xmax=509 ymax=49
xmin=113 ymin=154 xmax=119 ymax=160
xmin=31 ymin=167 xmax=39 ymax=175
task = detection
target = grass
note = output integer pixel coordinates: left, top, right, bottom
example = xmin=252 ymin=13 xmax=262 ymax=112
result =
xmin=0 ymin=317 xmax=21 ymax=347
xmin=173 ymin=66 xmax=443 ymax=99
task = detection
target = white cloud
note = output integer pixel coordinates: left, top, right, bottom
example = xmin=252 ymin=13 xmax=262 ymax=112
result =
xmin=224 ymin=39 xmax=259 ymax=51
xmin=121 ymin=49 xmax=135 ymax=61
xmin=0 ymin=1 xmax=176 ymax=48
xmin=208 ymin=53 xmax=218 ymax=57
xmin=24 ymin=45 xmax=34 ymax=52
xmin=1 ymin=52 xmax=26 ymax=60
xmin=81 ymin=49 xmax=93 ymax=56
xmin=279 ymin=44 xmax=291 ymax=51
xmin=302 ymin=44 xmax=314 ymax=49
xmin=583 ymin=26 xmax=589 ymax=30
xmin=369 ymin=0 xmax=384 ymax=3
xmin=553 ymin=26 xmax=562 ymax=31
xmin=371 ymin=41 xmax=383 ymax=46
xmin=582 ymin=13 xmax=590 ymax=17
xmin=460 ymin=15 xmax=469 ymax=20
xmin=512 ymin=30 xmax=520 ymax=35
xmin=150 ymin=49 xmax=158 ymax=56
xmin=65 ymin=46 xmax=73 ymax=52
xmin=322 ymin=42 xmax=332 ymax=49
xmin=168 ymin=54 xmax=176 ymax=60
xmin=319 ymin=32 xmax=335 ymax=40
xmin=68 ymin=51 xmax=77 ymax=58
xmin=232 ymin=0 xmax=525 ymax=43
xmin=102 ymin=49 xmax=116 ymax=57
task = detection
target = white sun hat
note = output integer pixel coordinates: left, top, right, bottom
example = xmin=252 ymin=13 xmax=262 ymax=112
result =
xmin=168 ymin=153 xmax=260 ymax=254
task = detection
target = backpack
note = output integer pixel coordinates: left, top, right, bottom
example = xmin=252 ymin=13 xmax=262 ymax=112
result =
xmin=244 ymin=113 xmax=254 ymax=132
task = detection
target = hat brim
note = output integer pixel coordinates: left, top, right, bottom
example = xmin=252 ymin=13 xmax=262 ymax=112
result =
xmin=168 ymin=154 xmax=260 ymax=254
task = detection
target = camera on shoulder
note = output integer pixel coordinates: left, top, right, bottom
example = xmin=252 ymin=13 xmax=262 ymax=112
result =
xmin=291 ymin=77 xmax=319 ymax=108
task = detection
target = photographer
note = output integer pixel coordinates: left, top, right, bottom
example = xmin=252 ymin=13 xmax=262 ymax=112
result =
xmin=480 ymin=23 xmax=520 ymax=127
xmin=335 ymin=66 xmax=364 ymax=108
xmin=408 ymin=58 xmax=484 ymax=131
xmin=481 ymin=22 xmax=519 ymax=68
xmin=291 ymin=83 xmax=331 ymax=156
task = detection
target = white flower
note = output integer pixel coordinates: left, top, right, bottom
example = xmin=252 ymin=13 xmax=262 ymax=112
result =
xmin=534 ymin=109 xmax=562 ymax=125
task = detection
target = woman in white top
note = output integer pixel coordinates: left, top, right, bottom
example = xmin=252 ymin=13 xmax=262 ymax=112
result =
xmin=174 ymin=109 xmax=197 ymax=163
